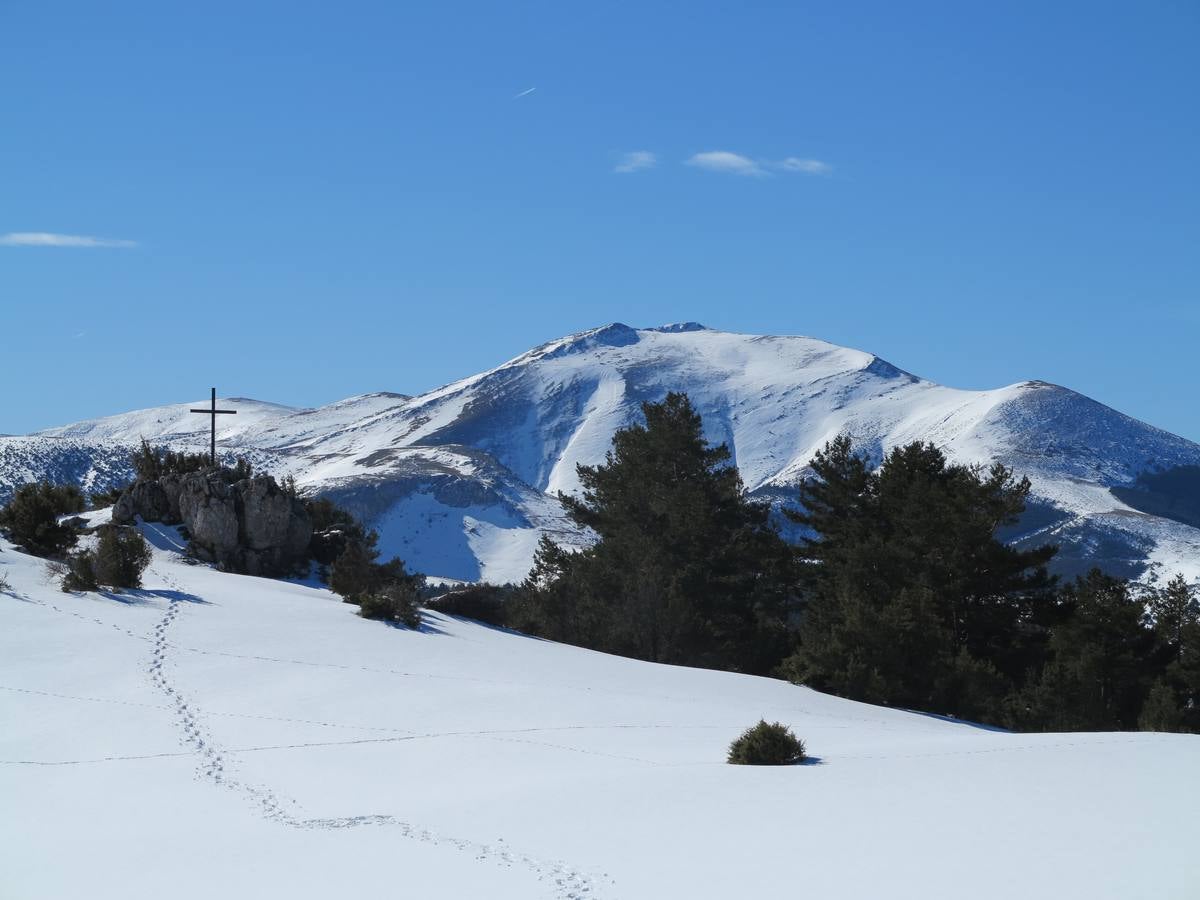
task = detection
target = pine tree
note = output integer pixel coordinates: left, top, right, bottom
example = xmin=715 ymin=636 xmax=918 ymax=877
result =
xmin=1146 ymin=574 xmax=1200 ymax=732
xmin=93 ymin=526 xmax=152 ymax=589
xmin=782 ymin=438 xmax=1057 ymax=721
xmin=0 ymin=482 xmax=86 ymax=557
xmin=515 ymin=392 xmax=795 ymax=673
xmin=1014 ymin=570 xmax=1155 ymax=731
xmin=1149 ymin=574 xmax=1199 ymax=651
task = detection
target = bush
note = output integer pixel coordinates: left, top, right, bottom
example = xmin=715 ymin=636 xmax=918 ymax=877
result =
xmin=94 ymin=526 xmax=152 ymax=589
xmin=0 ymin=482 xmax=86 ymax=557
xmin=62 ymin=550 xmax=100 ymax=592
xmin=357 ymin=582 xmax=422 ymax=629
xmin=61 ymin=525 xmax=151 ymax=592
xmin=131 ymin=439 xmax=252 ymax=483
xmin=727 ymin=720 xmax=806 ymax=766
xmin=426 ymin=583 xmax=514 ymax=627
xmin=329 ymin=540 xmax=385 ymax=600
xmin=132 ymin=439 xmax=210 ymax=480
xmin=0 ymin=570 xmax=12 ymax=594
xmin=306 ymin=497 xmax=370 ymax=566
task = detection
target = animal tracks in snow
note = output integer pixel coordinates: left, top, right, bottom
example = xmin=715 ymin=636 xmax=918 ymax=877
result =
xmin=143 ymin=570 xmax=606 ymax=900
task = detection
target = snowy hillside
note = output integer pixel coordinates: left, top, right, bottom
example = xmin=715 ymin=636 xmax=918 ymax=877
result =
xmin=4 ymin=323 xmax=1200 ymax=583
xmin=2 ymin=528 xmax=1197 ymax=900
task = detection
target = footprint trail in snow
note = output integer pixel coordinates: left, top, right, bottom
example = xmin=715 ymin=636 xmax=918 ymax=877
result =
xmin=147 ymin=565 xmax=605 ymax=900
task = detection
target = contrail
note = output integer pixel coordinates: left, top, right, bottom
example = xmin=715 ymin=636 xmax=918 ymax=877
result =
xmin=512 ymin=87 xmax=536 ymax=99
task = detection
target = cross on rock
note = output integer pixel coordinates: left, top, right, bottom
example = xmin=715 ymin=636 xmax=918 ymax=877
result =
xmin=189 ymin=388 xmax=237 ymax=465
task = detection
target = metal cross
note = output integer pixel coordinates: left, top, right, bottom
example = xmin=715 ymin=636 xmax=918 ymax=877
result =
xmin=189 ymin=388 xmax=237 ymax=465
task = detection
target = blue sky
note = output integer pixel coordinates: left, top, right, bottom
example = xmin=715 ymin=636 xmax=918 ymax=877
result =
xmin=2 ymin=1 xmax=1197 ymax=439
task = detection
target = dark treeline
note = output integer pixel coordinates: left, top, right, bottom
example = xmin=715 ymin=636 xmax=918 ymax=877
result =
xmin=4 ymin=400 xmax=1197 ymax=730
xmin=501 ymin=393 xmax=1199 ymax=733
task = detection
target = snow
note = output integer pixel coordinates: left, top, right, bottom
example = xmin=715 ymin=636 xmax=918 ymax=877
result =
xmin=5 ymin=323 xmax=1200 ymax=583
xmin=2 ymin=530 xmax=1198 ymax=899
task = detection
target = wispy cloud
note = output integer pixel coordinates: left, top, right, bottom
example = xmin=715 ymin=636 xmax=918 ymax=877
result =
xmin=614 ymin=151 xmax=657 ymax=174
xmin=685 ymin=151 xmax=765 ymax=177
xmin=778 ymin=157 xmax=832 ymax=176
xmin=684 ymin=151 xmax=834 ymax=178
xmin=512 ymin=87 xmax=537 ymax=99
xmin=0 ymin=232 xmax=137 ymax=248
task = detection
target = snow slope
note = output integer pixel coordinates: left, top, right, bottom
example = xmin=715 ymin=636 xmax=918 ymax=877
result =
xmin=2 ymin=529 xmax=1197 ymax=899
xmin=4 ymin=323 xmax=1199 ymax=583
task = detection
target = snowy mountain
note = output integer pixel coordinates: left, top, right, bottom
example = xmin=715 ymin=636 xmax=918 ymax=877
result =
xmin=4 ymin=323 xmax=1200 ymax=583
xmin=2 ymin=523 xmax=1197 ymax=900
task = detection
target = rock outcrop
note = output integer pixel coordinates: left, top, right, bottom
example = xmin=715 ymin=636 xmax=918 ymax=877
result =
xmin=114 ymin=469 xmax=311 ymax=576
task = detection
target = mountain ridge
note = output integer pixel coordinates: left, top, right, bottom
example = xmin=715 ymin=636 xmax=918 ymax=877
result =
xmin=4 ymin=323 xmax=1199 ymax=584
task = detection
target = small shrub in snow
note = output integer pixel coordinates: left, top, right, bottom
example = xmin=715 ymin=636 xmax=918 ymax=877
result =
xmin=93 ymin=526 xmax=152 ymax=589
xmin=427 ymin=584 xmax=513 ymax=627
xmin=0 ymin=571 xmax=12 ymax=594
xmin=61 ymin=526 xmax=151 ymax=592
xmin=357 ymin=582 xmax=422 ymax=629
xmin=62 ymin=550 xmax=100 ymax=592
xmin=727 ymin=720 xmax=806 ymax=766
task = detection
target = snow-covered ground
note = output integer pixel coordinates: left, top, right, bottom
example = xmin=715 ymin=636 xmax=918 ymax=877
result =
xmin=2 ymin=526 xmax=1196 ymax=900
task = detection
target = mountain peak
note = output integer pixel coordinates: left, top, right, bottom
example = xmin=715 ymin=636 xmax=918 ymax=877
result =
xmin=644 ymin=322 xmax=710 ymax=334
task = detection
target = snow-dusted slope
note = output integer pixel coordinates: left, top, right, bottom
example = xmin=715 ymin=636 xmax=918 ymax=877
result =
xmin=4 ymin=323 xmax=1199 ymax=583
xmin=1 ymin=531 xmax=1197 ymax=900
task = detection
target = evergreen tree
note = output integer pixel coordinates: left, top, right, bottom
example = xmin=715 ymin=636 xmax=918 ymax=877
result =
xmin=513 ymin=393 xmax=795 ymax=673
xmin=93 ymin=525 xmax=152 ymax=589
xmin=61 ymin=525 xmax=152 ymax=592
xmin=326 ymin=520 xmax=424 ymax=624
xmin=329 ymin=534 xmax=385 ymax=601
xmin=1012 ymin=570 xmax=1155 ymax=731
xmin=1138 ymin=680 xmax=1184 ymax=732
xmin=1145 ymin=574 xmax=1200 ymax=732
xmin=1149 ymin=574 xmax=1199 ymax=651
xmin=0 ymin=482 xmax=86 ymax=557
xmin=782 ymin=438 xmax=1057 ymax=721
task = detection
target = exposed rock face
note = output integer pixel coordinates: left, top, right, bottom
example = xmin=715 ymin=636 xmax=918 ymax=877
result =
xmin=112 ymin=475 xmax=183 ymax=525
xmin=232 ymin=476 xmax=312 ymax=575
xmin=177 ymin=472 xmax=240 ymax=560
xmin=113 ymin=469 xmax=311 ymax=576
xmin=113 ymin=478 xmax=174 ymax=525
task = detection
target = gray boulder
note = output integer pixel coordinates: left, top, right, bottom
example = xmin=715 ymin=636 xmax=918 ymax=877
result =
xmin=112 ymin=490 xmax=136 ymax=525
xmin=178 ymin=472 xmax=240 ymax=561
xmin=238 ymin=476 xmax=311 ymax=556
xmin=112 ymin=478 xmax=174 ymax=525
xmin=159 ymin=474 xmax=184 ymax=523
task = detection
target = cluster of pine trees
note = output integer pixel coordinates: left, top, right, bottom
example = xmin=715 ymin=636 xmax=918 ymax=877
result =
xmin=505 ymin=393 xmax=1199 ymax=733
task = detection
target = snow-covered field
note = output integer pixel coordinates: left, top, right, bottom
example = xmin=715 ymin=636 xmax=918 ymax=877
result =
xmin=2 ymin=525 xmax=1197 ymax=900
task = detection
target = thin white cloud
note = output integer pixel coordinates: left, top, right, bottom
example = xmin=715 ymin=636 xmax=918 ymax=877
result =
xmin=0 ymin=232 xmax=137 ymax=248
xmin=614 ymin=151 xmax=657 ymax=174
xmin=685 ymin=151 xmax=765 ymax=177
xmin=512 ymin=87 xmax=537 ymax=99
xmin=683 ymin=152 xmax=834 ymax=178
xmin=777 ymin=157 xmax=832 ymax=176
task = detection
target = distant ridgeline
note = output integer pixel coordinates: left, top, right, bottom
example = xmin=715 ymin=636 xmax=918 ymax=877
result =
xmin=3 ymin=324 xmax=1200 ymax=583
